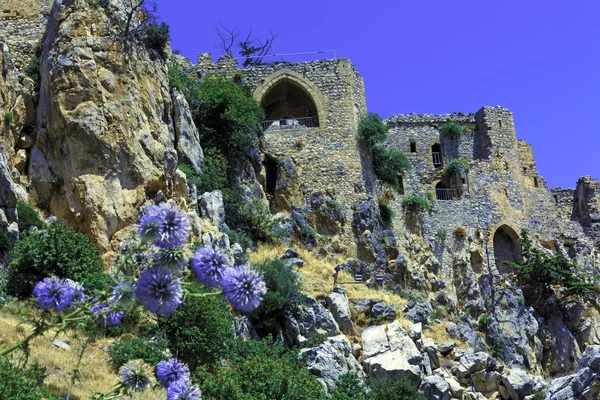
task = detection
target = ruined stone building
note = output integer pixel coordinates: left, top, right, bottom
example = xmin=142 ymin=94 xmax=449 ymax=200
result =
xmin=190 ymin=54 xmax=599 ymax=283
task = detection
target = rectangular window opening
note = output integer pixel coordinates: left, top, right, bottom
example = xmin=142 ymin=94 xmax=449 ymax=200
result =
xmin=534 ymin=177 xmax=539 ymax=187
xmin=410 ymin=142 xmax=417 ymax=153
xmin=398 ymin=175 xmax=405 ymax=195
xmin=553 ymin=195 xmax=558 ymax=204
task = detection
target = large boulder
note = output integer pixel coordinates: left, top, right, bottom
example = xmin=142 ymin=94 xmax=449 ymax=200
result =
xmin=326 ymin=286 xmax=355 ymax=335
xmin=361 ymin=320 xmax=423 ymax=385
xmin=283 ymin=296 xmax=340 ymax=346
xmin=419 ymin=375 xmax=451 ymax=400
xmin=29 ymin=0 xmax=182 ymax=250
xmin=300 ymin=335 xmax=364 ymax=393
xmin=199 ymin=190 xmax=225 ymax=228
xmin=500 ymin=368 xmax=545 ymax=400
xmin=272 ymin=156 xmax=302 ymax=213
xmin=172 ymin=88 xmax=203 ymax=172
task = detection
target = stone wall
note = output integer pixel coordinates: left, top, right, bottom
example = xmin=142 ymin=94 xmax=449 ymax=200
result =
xmin=194 ymin=55 xmax=369 ymax=233
xmin=0 ymin=0 xmax=52 ymax=68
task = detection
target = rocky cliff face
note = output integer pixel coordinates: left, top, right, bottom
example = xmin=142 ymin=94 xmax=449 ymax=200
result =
xmin=28 ymin=0 xmax=199 ymax=250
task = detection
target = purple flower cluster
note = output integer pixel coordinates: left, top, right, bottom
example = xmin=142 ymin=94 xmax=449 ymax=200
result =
xmin=138 ymin=203 xmax=190 ymax=248
xmin=157 ymin=358 xmax=200 ymax=400
xmin=33 ymin=277 xmax=74 ymax=312
xmin=221 ymin=266 xmax=267 ymax=313
xmin=92 ymin=302 xmax=124 ymax=327
xmin=66 ymin=279 xmax=85 ymax=303
xmin=110 ymin=280 xmax=136 ymax=308
xmin=166 ymin=378 xmax=202 ymax=400
xmin=135 ymin=267 xmax=183 ymax=315
xmin=191 ymin=246 xmax=228 ymax=287
xmin=120 ymin=360 xmax=153 ymax=393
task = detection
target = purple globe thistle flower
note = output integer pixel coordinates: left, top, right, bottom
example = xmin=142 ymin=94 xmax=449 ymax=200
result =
xmin=92 ymin=302 xmax=125 ymax=326
xmin=166 ymin=379 xmax=202 ymax=400
xmin=138 ymin=205 xmax=164 ymax=243
xmin=65 ymin=279 xmax=85 ymax=303
xmin=156 ymin=358 xmax=190 ymax=388
xmin=136 ymin=267 xmax=183 ymax=315
xmin=33 ymin=277 xmax=74 ymax=312
xmin=190 ymin=245 xmax=229 ymax=288
xmin=119 ymin=360 xmax=153 ymax=392
xmin=153 ymin=247 xmax=188 ymax=272
xmin=154 ymin=203 xmax=191 ymax=249
xmin=221 ymin=266 xmax=266 ymax=313
xmin=110 ymin=279 xmax=136 ymax=309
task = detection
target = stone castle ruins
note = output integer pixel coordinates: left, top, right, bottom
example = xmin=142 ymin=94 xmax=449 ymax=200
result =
xmin=184 ymin=53 xmax=599 ymax=279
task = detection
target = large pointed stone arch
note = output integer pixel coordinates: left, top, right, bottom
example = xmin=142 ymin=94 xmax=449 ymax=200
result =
xmin=253 ymin=69 xmax=328 ymax=128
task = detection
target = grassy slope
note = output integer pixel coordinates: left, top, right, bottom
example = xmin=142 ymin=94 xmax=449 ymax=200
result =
xmin=0 ymin=304 xmax=163 ymax=399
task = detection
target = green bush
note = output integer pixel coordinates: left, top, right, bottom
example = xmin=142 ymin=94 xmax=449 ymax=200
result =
xmin=193 ymin=75 xmax=264 ymax=161
xmin=24 ymin=42 xmax=42 ymax=82
xmin=241 ymin=199 xmax=278 ymax=243
xmin=443 ymin=158 xmax=470 ymax=177
xmin=158 ymin=283 xmax=234 ymax=369
xmin=16 ymin=201 xmax=45 ymax=232
xmin=401 ymin=194 xmax=431 ymax=213
xmin=435 ymin=228 xmax=448 ymax=242
xmin=506 ymin=229 xmax=596 ymax=297
xmin=373 ymin=146 xmax=411 ymax=190
xmin=141 ymin=21 xmax=170 ymax=59
xmin=358 ymin=113 xmax=387 ymax=145
xmin=3 ymin=112 xmax=15 ymax=125
xmin=250 ymin=259 xmax=304 ymax=334
xmin=7 ymin=223 xmax=109 ymax=297
xmin=439 ymin=122 xmax=463 ymax=139
xmin=379 ymin=203 xmax=395 ymax=226
xmin=108 ymin=336 xmax=168 ymax=370
xmin=478 ymin=313 xmax=490 ymax=330
xmin=197 ymin=338 xmax=325 ymax=400
xmin=0 ymin=358 xmax=61 ymax=400
xmin=370 ymin=378 xmax=426 ymax=400
xmin=168 ymin=61 xmax=196 ymax=94
xmin=330 ymin=372 xmax=368 ymax=400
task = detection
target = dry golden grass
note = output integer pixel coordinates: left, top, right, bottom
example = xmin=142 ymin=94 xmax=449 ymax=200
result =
xmin=423 ymin=320 xmax=469 ymax=350
xmin=0 ymin=310 xmax=163 ymax=399
xmin=250 ymin=243 xmax=408 ymax=306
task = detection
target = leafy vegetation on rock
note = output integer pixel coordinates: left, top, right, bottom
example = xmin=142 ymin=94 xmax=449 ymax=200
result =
xmin=401 ymin=194 xmax=431 ymax=212
xmin=8 ymin=223 xmax=109 ymax=297
xmin=16 ymin=201 xmax=45 ymax=232
xmin=0 ymin=358 xmax=61 ymax=400
xmin=197 ymin=338 xmax=325 ymax=400
xmin=108 ymin=336 xmax=169 ymax=370
xmin=439 ymin=121 xmax=463 ymax=139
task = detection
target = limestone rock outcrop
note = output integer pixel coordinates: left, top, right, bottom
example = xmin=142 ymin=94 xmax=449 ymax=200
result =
xmin=29 ymin=0 xmax=188 ymax=250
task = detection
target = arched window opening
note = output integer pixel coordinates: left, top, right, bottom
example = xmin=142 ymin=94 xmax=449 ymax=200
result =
xmin=398 ymin=175 xmax=405 ymax=195
xmin=435 ymin=181 xmax=455 ymax=200
xmin=431 ymin=143 xmax=443 ymax=168
xmin=493 ymin=225 xmax=522 ymax=274
xmin=260 ymin=79 xmax=319 ymax=131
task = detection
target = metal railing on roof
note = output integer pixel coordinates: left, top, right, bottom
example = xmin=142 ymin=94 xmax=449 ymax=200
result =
xmin=261 ymin=116 xmax=319 ymax=131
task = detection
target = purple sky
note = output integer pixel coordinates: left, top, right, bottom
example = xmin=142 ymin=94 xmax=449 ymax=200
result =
xmin=156 ymin=0 xmax=599 ymax=189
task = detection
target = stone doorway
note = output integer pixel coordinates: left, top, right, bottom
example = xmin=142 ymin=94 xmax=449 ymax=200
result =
xmin=493 ymin=225 xmax=522 ymax=274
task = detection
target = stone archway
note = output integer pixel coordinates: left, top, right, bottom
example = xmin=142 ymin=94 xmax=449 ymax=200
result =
xmin=492 ymin=224 xmax=522 ymax=274
xmin=254 ymin=70 xmax=327 ymax=129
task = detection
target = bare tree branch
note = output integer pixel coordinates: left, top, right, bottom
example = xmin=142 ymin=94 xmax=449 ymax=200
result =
xmin=214 ymin=25 xmax=278 ymax=67
xmin=215 ymin=23 xmax=241 ymax=55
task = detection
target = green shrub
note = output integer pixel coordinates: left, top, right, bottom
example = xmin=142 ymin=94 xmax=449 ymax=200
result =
xmin=241 ymin=199 xmax=277 ymax=242
xmin=439 ymin=122 xmax=463 ymax=139
xmin=330 ymin=372 xmax=369 ymax=400
xmin=168 ymin=61 xmax=196 ymax=93
xmin=158 ymin=283 xmax=234 ymax=369
xmin=24 ymin=42 xmax=42 ymax=82
xmin=370 ymin=378 xmax=426 ymax=400
xmin=373 ymin=146 xmax=411 ymax=190
xmin=141 ymin=21 xmax=170 ymax=59
xmin=506 ymin=229 xmax=596 ymax=297
xmin=358 ymin=113 xmax=387 ymax=145
xmin=478 ymin=313 xmax=490 ymax=330
xmin=16 ymin=201 xmax=45 ymax=232
xmin=193 ymin=75 xmax=264 ymax=161
xmin=197 ymin=338 xmax=325 ymax=400
xmin=401 ymin=194 xmax=431 ymax=213
xmin=443 ymin=158 xmax=470 ymax=177
xmin=7 ymin=223 xmax=109 ymax=297
xmin=0 ymin=357 xmax=61 ymax=399
xmin=250 ymin=259 xmax=304 ymax=334
xmin=108 ymin=337 xmax=168 ymax=370
xmin=435 ymin=228 xmax=447 ymax=242
xmin=379 ymin=203 xmax=395 ymax=226
xmin=426 ymin=191 xmax=434 ymax=201
xmin=3 ymin=112 xmax=15 ymax=125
